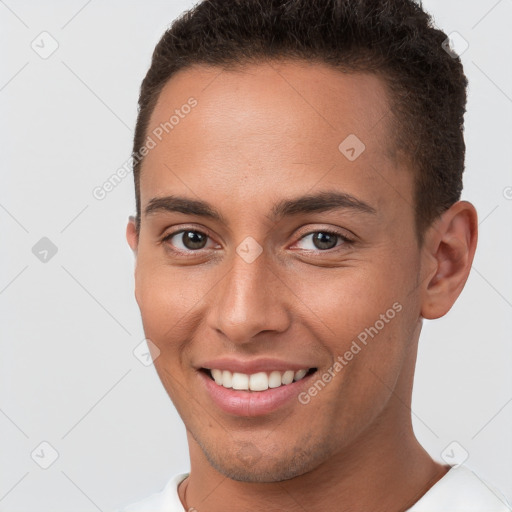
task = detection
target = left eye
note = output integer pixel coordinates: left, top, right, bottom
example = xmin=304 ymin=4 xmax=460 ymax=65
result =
xmin=163 ymin=230 xmax=217 ymax=252
xmin=295 ymin=231 xmax=350 ymax=251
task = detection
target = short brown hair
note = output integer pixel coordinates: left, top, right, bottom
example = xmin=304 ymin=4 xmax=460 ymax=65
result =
xmin=132 ymin=0 xmax=468 ymax=241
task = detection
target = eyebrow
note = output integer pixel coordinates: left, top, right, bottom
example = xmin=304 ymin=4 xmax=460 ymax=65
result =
xmin=144 ymin=190 xmax=377 ymax=224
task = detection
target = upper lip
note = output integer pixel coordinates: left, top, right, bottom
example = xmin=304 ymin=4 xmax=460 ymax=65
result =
xmin=198 ymin=357 xmax=316 ymax=374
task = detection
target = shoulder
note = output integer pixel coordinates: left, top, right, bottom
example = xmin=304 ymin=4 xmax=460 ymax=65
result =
xmin=114 ymin=473 xmax=189 ymax=512
xmin=406 ymin=465 xmax=511 ymax=512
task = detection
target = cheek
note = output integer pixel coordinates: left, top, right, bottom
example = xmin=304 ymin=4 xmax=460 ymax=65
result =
xmin=134 ymin=259 xmax=183 ymax=337
xmin=302 ymin=254 xmax=419 ymax=368
xmin=300 ymin=268 xmax=402 ymax=337
xmin=134 ymin=257 xmax=214 ymax=350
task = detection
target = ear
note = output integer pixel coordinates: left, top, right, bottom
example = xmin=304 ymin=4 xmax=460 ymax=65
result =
xmin=420 ymin=201 xmax=478 ymax=319
xmin=126 ymin=215 xmax=139 ymax=255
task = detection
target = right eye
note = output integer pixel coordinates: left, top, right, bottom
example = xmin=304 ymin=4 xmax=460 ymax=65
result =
xmin=162 ymin=229 xmax=219 ymax=253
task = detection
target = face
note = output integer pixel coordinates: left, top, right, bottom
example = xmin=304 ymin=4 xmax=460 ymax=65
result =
xmin=127 ymin=60 xmax=426 ymax=482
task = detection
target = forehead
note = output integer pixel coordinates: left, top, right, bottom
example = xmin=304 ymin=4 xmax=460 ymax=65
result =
xmin=147 ymin=59 xmax=393 ymax=154
xmin=138 ymin=60 xmax=410 ymax=223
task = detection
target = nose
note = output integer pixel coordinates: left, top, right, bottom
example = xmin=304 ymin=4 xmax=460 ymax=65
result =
xmin=206 ymin=246 xmax=292 ymax=345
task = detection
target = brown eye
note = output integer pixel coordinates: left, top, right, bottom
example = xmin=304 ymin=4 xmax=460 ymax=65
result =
xmin=295 ymin=230 xmax=352 ymax=251
xmin=310 ymin=232 xmax=338 ymax=250
xmin=163 ymin=230 xmax=213 ymax=252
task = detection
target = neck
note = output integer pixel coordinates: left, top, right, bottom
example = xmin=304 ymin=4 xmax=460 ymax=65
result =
xmin=180 ymin=413 xmax=448 ymax=512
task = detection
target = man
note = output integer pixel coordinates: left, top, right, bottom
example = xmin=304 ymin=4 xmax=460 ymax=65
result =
xmin=121 ymin=0 xmax=511 ymax=510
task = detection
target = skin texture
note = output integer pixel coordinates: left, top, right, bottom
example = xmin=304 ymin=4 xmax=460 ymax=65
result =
xmin=126 ymin=60 xmax=478 ymax=512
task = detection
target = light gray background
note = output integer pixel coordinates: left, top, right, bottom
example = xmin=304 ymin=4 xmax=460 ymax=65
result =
xmin=1 ymin=1 xmax=511 ymax=510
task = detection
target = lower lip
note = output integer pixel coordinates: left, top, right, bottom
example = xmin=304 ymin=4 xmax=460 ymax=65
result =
xmin=199 ymin=370 xmax=315 ymax=417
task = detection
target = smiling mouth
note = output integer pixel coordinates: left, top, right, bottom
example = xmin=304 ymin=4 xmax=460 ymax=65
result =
xmin=200 ymin=368 xmax=317 ymax=392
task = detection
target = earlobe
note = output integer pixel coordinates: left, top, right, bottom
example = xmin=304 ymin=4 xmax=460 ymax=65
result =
xmin=126 ymin=215 xmax=139 ymax=254
xmin=420 ymin=201 xmax=478 ymax=320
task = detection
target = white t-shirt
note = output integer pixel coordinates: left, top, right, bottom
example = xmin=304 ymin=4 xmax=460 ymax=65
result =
xmin=117 ymin=465 xmax=511 ymax=512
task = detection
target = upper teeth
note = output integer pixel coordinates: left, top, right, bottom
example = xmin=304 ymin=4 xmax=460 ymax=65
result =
xmin=209 ymin=369 xmax=309 ymax=391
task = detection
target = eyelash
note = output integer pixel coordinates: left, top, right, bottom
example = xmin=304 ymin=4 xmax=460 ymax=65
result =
xmin=161 ymin=226 xmax=354 ymax=255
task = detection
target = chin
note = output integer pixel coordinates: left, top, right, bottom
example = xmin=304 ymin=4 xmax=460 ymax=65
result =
xmin=194 ymin=432 xmax=331 ymax=483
